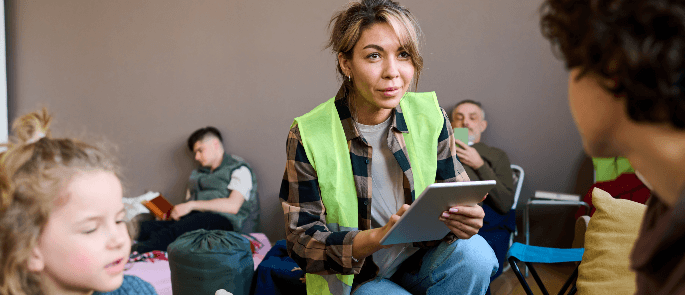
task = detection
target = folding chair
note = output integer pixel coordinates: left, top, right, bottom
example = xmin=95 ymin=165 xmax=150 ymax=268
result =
xmin=507 ymin=185 xmax=646 ymax=295
xmin=507 ymin=242 xmax=584 ymax=295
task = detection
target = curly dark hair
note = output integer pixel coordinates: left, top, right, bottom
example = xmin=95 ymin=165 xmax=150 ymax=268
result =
xmin=540 ymin=0 xmax=685 ymax=128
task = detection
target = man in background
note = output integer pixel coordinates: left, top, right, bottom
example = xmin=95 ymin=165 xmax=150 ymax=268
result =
xmin=451 ymin=100 xmax=515 ymax=280
xmin=133 ymin=126 xmax=259 ymax=253
xmin=451 ymin=100 xmax=515 ymax=215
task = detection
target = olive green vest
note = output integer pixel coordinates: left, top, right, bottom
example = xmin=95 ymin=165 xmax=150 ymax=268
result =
xmin=293 ymin=92 xmax=444 ymax=295
xmin=189 ymin=154 xmax=260 ymax=233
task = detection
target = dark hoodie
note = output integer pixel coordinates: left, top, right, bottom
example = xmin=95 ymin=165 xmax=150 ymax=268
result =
xmin=631 ymin=192 xmax=685 ymax=294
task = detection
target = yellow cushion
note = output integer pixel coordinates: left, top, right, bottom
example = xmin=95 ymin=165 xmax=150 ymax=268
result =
xmin=576 ymin=188 xmax=646 ymax=295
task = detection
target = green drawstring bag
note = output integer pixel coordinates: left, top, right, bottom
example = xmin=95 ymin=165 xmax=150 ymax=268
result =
xmin=168 ymin=229 xmax=254 ymax=295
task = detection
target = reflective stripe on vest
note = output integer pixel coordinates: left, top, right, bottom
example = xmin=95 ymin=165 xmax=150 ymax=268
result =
xmin=293 ymin=92 xmax=443 ymax=295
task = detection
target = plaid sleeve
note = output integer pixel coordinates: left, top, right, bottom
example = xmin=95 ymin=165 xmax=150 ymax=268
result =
xmin=436 ymin=108 xmax=470 ymax=183
xmin=278 ymin=124 xmax=364 ymax=275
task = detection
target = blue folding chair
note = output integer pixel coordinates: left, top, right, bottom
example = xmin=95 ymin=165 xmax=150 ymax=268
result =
xmin=506 ymin=242 xmax=584 ymax=295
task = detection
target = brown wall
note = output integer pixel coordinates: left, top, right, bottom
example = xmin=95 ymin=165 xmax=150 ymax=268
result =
xmin=6 ymin=0 xmax=585 ymax=245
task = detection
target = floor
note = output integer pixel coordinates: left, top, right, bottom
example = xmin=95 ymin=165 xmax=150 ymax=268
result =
xmin=490 ymin=261 xmax=579 ymax=295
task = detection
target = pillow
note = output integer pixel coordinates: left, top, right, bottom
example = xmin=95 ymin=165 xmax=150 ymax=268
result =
xmin=576 ymin=188 xmax=646 ymax=295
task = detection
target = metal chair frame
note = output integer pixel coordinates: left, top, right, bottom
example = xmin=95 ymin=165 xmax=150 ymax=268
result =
xmin=508 ymin=255 xmax=580 ymax=295
xmin=523 ymin=197 xmax=590 ymax=276
xmin=501 ymin=164 xmax=524 ymax=273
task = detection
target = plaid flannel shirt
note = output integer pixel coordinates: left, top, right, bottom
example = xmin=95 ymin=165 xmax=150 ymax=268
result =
xmin=279 ymin=89 xmax=470 ymax=280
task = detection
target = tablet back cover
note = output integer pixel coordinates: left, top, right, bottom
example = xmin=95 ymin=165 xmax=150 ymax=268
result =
xmin=380 ymin=180 xmax=496 ymax=245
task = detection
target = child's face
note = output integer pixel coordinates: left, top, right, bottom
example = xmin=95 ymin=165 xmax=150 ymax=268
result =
xmin=29 ymin=170 xmax=130 ymax=294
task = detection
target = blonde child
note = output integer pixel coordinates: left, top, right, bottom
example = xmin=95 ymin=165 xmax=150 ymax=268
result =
xmin=0 ymin=109 xmax=157 ymax=295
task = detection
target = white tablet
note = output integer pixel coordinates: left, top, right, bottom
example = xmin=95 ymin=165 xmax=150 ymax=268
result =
xmin=379 ymin=180 xmax=496 ymax=245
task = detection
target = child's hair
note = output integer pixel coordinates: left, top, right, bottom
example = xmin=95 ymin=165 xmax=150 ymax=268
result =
xmin=0 ymin=108 xmax=120 ymax=295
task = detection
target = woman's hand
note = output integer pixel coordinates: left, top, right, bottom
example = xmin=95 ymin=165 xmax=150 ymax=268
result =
xmin=439 ymin=196 xmax=486 ymax=239
xmin=352 ymin=204 xmax=411 ymax=261
xmin=376 ymin=204 xmax=410 ymax=248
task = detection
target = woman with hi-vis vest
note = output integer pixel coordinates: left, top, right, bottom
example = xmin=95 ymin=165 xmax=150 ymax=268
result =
xmin=279 ymin=1 xmax=498 ymax=294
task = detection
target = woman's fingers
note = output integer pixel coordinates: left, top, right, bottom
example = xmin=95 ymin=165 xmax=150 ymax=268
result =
xmin=377 ymin=206 xmax=410 ymax=249
xmin=386 ymin=204 xmax=410 ymax=228
xmin=443 ymin=220 xmax=478 ymax=239
xmin=446 ymin=205 xmax=485 ymax=219
xmin=439 ymin=205 xmax=484 ymax=239
xmin=439 ymin=212 xmax=483 ymax=229
xmin=439 ymin=214 xmax=482 ymax=238
xmin=396 ymin=204 xmax=410 ymax=216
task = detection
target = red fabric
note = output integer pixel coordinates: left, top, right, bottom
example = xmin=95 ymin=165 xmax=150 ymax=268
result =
xmin=575 ymin=173 xmax=651 ymax=219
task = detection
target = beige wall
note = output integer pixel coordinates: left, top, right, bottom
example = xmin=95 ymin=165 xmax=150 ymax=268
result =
xmin=6 ymin=0 xmax=584 ymax=244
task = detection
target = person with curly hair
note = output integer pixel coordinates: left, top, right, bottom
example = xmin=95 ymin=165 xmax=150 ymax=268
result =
xmin=0 ymin=109 xmax=157 ymax=295
xmin=539 ymin=0 xmax=685 ymax=293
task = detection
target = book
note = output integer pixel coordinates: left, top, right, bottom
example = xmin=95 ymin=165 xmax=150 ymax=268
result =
xmin=122 ymin=191 xmax=160 ymax=221
xmin=141 ymin=195 xmax=175 ymax=220
xmin=534 ymin=191 xmax=581 ymax=201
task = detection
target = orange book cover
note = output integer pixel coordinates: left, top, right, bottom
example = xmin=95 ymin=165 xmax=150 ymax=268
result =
xmin=141 ymin=195 xmax=174 ymax=220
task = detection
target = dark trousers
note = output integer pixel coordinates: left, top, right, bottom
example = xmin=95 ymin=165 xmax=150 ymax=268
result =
xmin=133 ymin=211 xmax=234 ymax=253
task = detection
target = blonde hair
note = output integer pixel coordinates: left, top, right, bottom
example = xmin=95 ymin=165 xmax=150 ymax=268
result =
xmin=327 ymin=0 xmax=424 ymax=96
xmin=0 ymin=108 xmax=119 ymax=295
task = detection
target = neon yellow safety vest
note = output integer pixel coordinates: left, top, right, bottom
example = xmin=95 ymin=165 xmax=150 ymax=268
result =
xmin=293 ymin=92 xmax=444 ymax=295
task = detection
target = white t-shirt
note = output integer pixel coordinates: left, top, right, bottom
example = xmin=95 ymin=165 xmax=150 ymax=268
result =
xmin=227 ymin=166 xmax=252 ymax=201
xmin=357 ymin=117 xmax=419 ymax=279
